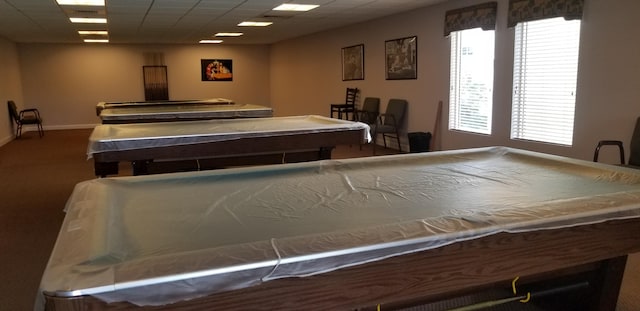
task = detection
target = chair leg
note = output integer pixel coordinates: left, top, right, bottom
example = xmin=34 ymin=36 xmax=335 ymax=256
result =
xmin=16 ymin=124 xmax=22 ymax=138
xmin=372 ymin=130 xmax=377 ymax=156
xmin=396 ymin=130 xmax=402 ymax=152
xmin=38 ymin=123 xmax=44 ymax=137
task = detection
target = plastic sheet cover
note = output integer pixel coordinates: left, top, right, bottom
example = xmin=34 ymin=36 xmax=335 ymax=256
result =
xmin=96 ymin=98 xmax=235 ymax=111
xmin=87 ymin=115 xmax=372 ymax=157
xmin=99 ymin=103 xmax=273 ymax=121
xmin=39 ymin=147 xmax=640 ymax=307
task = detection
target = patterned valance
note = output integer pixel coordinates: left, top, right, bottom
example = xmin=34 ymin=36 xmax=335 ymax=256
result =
xmin=507 ymin=0 xmax=584 ymax=27
xmin=444 ymin=2 xmax=498 ymax=37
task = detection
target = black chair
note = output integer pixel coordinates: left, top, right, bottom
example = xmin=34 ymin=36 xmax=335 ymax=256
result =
xmin=371 ymin=99 xmax=407 ymax=155
xmin=7 ymin=100 xmax=44 ymax=138
xmin=330 ymin=87 xmax=359 ymax=120
xmin=593 ymin=116 xmax=640 ymax=167
xmin=355 ymin=97 xmax=380 ymax=125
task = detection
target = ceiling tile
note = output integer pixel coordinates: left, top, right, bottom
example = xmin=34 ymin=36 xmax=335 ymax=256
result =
xmin=0 ymin=0 xmax=448 ymax=44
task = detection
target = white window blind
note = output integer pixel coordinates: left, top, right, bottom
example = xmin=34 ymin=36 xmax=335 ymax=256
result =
xmin=449 ymin=28 xmax=494 ymax=135
xmin=511 ymin=17 xmax=581 ymax=146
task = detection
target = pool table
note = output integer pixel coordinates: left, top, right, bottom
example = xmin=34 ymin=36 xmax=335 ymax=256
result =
xmin=97 ymin=101 xmax=273 ymax=124
xmin=95 ymin=98 xmax=235 ymax=116
xmin=88 ymin=115 xmax=371 ymax=176
xmin=39 ymin=147 xmax=640 ymax=310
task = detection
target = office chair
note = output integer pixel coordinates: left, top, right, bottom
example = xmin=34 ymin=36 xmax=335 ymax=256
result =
xmin=371 ymin=99 xmax=407 ymax=155
xmin=7 ymin=100 xmax=44 ymax=138
xmin=593 ymin=116 xmax=640 ymax=167
xmin=330 ymin=87 xmax=359 ymax=120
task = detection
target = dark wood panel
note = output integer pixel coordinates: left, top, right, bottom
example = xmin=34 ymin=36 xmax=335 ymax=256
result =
xmin=94 ymin=130 xmax=363 ymax=162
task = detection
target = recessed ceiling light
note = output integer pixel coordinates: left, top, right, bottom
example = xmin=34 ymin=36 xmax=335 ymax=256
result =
xmin=57 ymin=0 xmax=105 ymax=6
xmin=199 ymin=40 xmax=223 ymax=44
xmin=273 ymin=4 xmax=319 ymax=11
xmin=78 ymin=30 xmax=108 ymax=35
xmin=215 ymin=33 xmax=243 ymax=37
xmin=84 ymin=39 xmax=109 ymax=43
xmin=238 ymin=21 xmax=273 ymax=27
xmin=70 ymin=17 xmax=107 ymax=23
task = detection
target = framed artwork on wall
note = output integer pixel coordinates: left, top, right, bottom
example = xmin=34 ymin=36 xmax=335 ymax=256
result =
xmin=342 ymin=44 xmax=364 ymax=81
xmin=385 ymin=36 xmax=417 ymax=80
xmin=201 ymin=59 xmax=233 ymax=81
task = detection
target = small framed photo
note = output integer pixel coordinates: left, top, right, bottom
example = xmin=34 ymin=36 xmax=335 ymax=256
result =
xmin=342 ymin=44 xmax=364 ymax=81
xmin=201 ymin=59 xmax=233 ymax=81
xmin=385 ymin=36 xmax=417 ymax=80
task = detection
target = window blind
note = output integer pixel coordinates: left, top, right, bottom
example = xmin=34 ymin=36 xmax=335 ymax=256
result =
xmin=449 ymin=28 xmax=494 ymax=135
xmin=511 ymin=17 xmax=581 ymax=145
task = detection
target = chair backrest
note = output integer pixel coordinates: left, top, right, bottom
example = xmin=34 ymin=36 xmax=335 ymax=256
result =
xmin=361 ymin=97 xmax=380 ymax=113
xmin=384 ymin=99 xmax=407 ymax=127
xmin=359 ymin=97 xmax=380 ymax=124
xmin=628 ymin=117 xmax=640 ymax=166
xmin=345 ymin=87 xmax=358 ymax=106
xmin=7 ymin=101 xmax=19 ymax=123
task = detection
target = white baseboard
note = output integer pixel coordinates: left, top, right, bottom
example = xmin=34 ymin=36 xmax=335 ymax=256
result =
xmin=1 ymin=124 xmax=97 ymax=148
xmin=45 ymin=124 xmax=98 ymax=130
xmin=372 ymin=136 xmax=409 ymax=152
xmin=0 ymin=134 xmax=13 ymax=147
xmin=21 ymin=124 xmax=98 ymax=132
xmin=1 ymin=124 xmax=97 ymax=145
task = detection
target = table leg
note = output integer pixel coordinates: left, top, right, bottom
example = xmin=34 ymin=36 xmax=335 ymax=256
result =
xmin=588 ymin=255 xmax=627 ymax=311
xmin=94 ymin=162 xmax=119 ymax=177
xmin=318 ymin=147 xmax=333 ymax=160
xmin=132 ymin=160 xmax=151 ymax=175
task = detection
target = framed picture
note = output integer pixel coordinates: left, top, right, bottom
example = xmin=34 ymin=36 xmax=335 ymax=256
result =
xmin=201 ymin=59 xmax=233 ymax=81
xmin=385 ymin=36 xmax=417 ymax=80
xmin=342 ymin=44 xmax=364 ymax=81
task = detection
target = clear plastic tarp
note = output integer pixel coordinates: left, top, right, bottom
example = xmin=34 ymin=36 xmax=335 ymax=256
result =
xmin=96 ymin=98 xmax=235 ymax=114
xmin=99 ymin=103 xmax=273 ymax=122
xmin=87 ymin=115 xmax=372 ymax=157
xmin=39 ymin=147 xmax=640 ymax=308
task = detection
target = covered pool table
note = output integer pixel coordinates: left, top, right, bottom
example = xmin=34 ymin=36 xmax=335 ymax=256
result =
xmin=95 ymin=98 xmax=235 ymax=116
xmin=40 ymin=147 xmax=640 ymax=310
xmin=96 ymin=99 xmax=272 ymax=124
xmin=88 ymin=115 xmax=371 ymax=176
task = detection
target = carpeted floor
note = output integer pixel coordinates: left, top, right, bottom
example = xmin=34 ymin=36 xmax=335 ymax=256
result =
xmin=0 ymin=129 xmax=638 ymax=310
xmin=0 ymin=129 xmax=96 ymax=311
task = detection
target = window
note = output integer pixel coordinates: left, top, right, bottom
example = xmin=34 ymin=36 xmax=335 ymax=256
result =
xmin=449 ymin=28 xmax=495 ymax=135
xmin=511 ymin=17 xmax=581 ymax=145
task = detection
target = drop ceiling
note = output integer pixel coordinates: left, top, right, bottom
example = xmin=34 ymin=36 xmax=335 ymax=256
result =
xmin=0 ymin=0 xmax=447 ymax=45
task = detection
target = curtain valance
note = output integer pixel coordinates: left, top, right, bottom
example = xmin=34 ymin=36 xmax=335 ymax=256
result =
xmin=444 ymin=2 xmax=498 ymax=36
xmin=507 ymin=0 xmax=584 ymax=27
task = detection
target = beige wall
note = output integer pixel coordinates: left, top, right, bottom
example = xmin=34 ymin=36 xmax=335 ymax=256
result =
xmin=0 ymin=37 xmax=23 ymax=144
xmin=270 ymin=5 xmax=447 ymax=128
xmin=16 ymin=44 xmax=271 ymax=128
xmin=270 ymin=0 xmax=640 ymax=161
xmin=5 ymin=0 xmax=640 ymax=162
